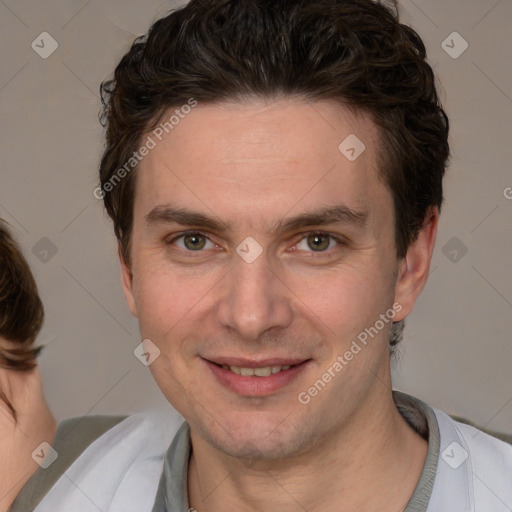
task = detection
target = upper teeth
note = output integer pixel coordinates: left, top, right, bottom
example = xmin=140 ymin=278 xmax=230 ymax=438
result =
xmin=222 ymin=364 xmax=291 ymax=376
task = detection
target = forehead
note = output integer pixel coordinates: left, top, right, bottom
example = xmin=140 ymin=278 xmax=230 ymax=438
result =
xmin=134 ymin=98 xmax=390 ymax=233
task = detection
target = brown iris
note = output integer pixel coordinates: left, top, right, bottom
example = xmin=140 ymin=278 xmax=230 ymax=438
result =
xmin=183 ymin=233 xmax=207 ymax=250
xmin=307 ymin=233 xmax=330 ymax=251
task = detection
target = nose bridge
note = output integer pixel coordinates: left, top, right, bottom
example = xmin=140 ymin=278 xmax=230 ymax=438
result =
xmin=217 ymin=248 xmax=292 ymax=339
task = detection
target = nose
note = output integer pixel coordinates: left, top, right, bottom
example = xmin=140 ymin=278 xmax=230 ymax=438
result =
xmin=216 ymin=249 xmax=294 ymax=341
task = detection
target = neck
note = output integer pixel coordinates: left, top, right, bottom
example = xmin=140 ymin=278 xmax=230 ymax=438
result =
xmin=188 ymin=384 xmax=427 ymax=512
xmin=0 ymin=366 xmax=56 ymax=512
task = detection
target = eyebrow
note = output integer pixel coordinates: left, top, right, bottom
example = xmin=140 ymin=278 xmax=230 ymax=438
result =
xmin=145 ymin=204 xmax=369 ymax=235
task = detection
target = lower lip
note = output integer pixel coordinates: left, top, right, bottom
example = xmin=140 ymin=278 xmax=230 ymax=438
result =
xmin=204 ymin=360 xmax=310 ymax=397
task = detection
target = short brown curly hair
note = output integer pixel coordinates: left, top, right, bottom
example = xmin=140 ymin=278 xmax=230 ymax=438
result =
xmin=98 ymin=0 xmax=450 ymax=346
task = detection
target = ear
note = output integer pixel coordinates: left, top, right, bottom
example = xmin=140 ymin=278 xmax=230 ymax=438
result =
xmin=393 ymin=207 xmax=439 ymax=321
xmin=119 ymin=243 xmax=139 ymax=318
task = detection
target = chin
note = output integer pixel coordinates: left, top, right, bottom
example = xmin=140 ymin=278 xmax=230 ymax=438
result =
xmin=210 ymin=431 xmax=298 ymax=461
xmin=194 ymin=410 xmax=316 ymax=462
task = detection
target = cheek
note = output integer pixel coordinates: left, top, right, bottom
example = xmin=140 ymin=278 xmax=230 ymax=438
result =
xmin=131 ymin=259 xmax=216 ymax=339
xmin=131 ymin=263 xmax=181 ymax=337
xmin=286 ymin=266 xmax=392 ymax=339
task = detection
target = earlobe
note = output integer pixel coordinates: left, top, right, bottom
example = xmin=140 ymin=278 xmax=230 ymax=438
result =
xmin=393 ymin=207 xmax=439 ymax=322
xmin=118 ymin=244 xmax=139 ymax=318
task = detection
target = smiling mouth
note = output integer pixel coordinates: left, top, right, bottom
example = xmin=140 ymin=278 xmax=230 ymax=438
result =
xmin=205 ymin=358 xmax=311 ymax=396
xmin=208 ymin=359 xmax=311 ymax=377
xmin=218 ymin=363 xmax=293 ymax=377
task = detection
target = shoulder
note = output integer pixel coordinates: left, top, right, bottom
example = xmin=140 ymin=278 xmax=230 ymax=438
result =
xmin=11 ymin=409 xmax=184 ymax=512
xmin=446 ymin=412 xmax=512 ymax=476
xmin=436 ymin=408 xmax=512 ymax=465
xmin=31 ymin=408 xmax=184 ymax=512
xmin=431 ymin=407 xmax=512 ymax=511
xmin=9 ymin=414 xmax=127 ymax=512
xmin=450 ymin=414 xmax=512 ymax=445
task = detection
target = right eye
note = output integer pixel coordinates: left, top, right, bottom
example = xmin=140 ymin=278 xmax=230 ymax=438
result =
xmin=166 ymin=230 xmax=218 ymax=252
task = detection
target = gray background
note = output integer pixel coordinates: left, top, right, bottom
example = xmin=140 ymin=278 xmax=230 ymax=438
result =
xmin=0 ymin=0 xmax=511 ymax=432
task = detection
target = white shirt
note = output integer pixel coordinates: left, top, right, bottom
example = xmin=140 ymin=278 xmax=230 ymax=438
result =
xmin=33 ymin=394 xmax=512 ymax=512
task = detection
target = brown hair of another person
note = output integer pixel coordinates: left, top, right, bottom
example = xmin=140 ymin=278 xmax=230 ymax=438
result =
xmin=0 ymin=221 xmax=44 ymax=419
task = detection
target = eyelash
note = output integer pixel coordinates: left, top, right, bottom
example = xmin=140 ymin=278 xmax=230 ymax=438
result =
xmin=166 ymin=230 xmax=345 ymax=257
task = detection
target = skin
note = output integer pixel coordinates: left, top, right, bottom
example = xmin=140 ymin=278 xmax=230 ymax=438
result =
xmin=121 ymin=97 xmax=438 ymax=511
xmin=0 ymin=337 xmax=56 ymax=512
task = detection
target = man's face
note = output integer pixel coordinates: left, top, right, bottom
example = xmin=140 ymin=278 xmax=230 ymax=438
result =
xmin=121 ymin=98 xmax=422 ymax=460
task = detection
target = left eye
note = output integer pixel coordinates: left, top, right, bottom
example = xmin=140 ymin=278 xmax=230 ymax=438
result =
xmin=296 ymin=233 xmax=339 ymax=252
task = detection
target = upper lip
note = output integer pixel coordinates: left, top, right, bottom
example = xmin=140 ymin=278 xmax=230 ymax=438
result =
xmin=203 ymin=356 xmax=310 ymax=368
